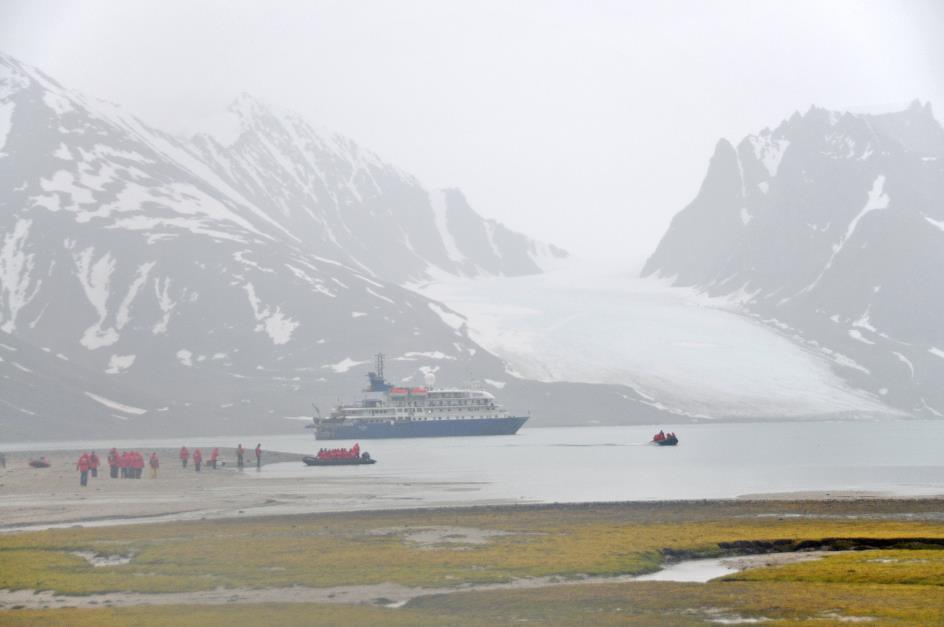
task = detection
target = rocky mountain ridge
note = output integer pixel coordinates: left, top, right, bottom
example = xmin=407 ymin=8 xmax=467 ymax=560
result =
xmin=644 ymin=100 xmax=944 ymax=416
xmin=0 ymin=52 xmax=670 ymax=440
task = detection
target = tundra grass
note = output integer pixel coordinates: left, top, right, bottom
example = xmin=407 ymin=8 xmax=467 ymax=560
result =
xmin=726 ymin=548 xmax=944 ymax=586
xmin=0 ymin=501 xmax=942 ymax=596
xmin=407 ymin=580 xmax=944 ymax=625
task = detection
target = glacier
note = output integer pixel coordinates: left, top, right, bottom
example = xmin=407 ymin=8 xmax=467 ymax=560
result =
xmin=415 ymin=259 xmax=891 ymax=418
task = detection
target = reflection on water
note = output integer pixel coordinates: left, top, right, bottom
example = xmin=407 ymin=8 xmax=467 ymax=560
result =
xmin=6 ymin=421 xmax=944 ymax=502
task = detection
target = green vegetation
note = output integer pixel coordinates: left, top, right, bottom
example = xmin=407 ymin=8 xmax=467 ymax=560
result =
xmin=1 ymin=501 xmax=942 ymax=624
xmin=727 ymin=548 xmax=944 ymax=586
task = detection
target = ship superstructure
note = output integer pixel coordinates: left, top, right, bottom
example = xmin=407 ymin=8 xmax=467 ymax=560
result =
xmin=312 ymin=354 xmax=528 ymax=440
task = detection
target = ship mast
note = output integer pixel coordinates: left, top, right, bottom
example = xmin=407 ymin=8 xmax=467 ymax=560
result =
xmin=375 ymin=352 xmax=385 ymax=380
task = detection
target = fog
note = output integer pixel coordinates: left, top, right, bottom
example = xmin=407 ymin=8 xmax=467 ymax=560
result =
xmin=3 ymin=0 xmax=941 ymax=264
xmin=3 ymin=4 xmax=944 ymax=620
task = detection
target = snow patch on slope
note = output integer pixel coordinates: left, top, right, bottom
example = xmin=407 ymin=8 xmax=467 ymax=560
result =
xmin=799 ymin=175 xmax=889 ymax=295
xmin=176 ymin=349 xmax=193 ymax=366
xmin=152 ymin=277 xmax=176 ymax=334
xmin=105 ymin=354 xmax=135 ymax=374
xmin=322 ymin=357 xmax=368 ymax=373
xmin=0 ymin=219 xmax=41 ymax=333
xmin=73 ymin=250 xmax=153 ymax=349
xmin=243 ymin=282 xmax=299 ymax=345
xmin=429 ymin=190 xmax=464 ymax=264
xmin=749 ymin=134 xmax=790 ymax=177
xmin=0 ymin=100 xmax=14 ymax=156
xmin=84 ymin=391 xmax=147 ymax=415
xmin=74 ymin=247 xmax=118 ymax=349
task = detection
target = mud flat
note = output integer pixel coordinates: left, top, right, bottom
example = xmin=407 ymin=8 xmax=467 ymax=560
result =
xmin=0 ymin=448 xmax=517 ymax=531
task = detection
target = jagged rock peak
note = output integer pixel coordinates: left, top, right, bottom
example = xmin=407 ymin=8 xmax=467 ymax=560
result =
xmin=643 ymin=99 xmax=944 ymax=418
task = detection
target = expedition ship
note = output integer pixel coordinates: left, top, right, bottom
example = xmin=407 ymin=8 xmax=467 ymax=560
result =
xmin=311 ymin=354 xmax=528 ymax=440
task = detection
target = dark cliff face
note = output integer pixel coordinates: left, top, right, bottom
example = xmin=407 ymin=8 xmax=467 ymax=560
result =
xmin=642 ymin=138 xmax=745 ymax=286
xmin=643 ymin=102 xmax=944 ymax=416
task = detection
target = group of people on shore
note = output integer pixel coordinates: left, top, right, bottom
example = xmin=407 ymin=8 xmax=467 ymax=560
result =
xmin=178 ymin=444 xmax=261 ymax=471
xmin=108 ymin=449 xmax=157 ymax=479
xmin=75 ymin=449 xmax=160 ymax=486
xmin=73 ymin=444 xmax=263 ymax=485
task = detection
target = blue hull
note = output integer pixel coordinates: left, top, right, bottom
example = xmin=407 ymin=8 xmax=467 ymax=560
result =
xmin=314 ymin=416 xmax=528 ymax=440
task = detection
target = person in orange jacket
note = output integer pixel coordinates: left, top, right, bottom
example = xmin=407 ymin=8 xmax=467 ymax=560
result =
xmin=180 ymin=446 xmax=189 ymax=468
xmin=149 ymin=452 xmax=160 ymax=479
xmin=135 ymin=451 xmax=145 ymax=479
xmin=236 ymin=444 xmax=244 ymax=470
xmin=76 ymin=453 xmax=90 ymax=487
xmin=209 ymin=448 xmax=219 ymax=469
xmin=192 ymin=448 xmax=203 ymax=472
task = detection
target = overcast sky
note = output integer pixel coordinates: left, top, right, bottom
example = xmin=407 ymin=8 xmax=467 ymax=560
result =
xmin=3 ymin=1 xmax=942 ymax=266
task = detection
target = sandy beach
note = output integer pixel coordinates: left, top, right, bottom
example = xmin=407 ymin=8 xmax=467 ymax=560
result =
xmin=0 ymin=447 xmax=519 ymax=531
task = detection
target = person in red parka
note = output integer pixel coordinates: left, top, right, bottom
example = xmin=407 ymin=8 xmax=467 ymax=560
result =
xmin=107 ymin=448 xmax=119 ymax=479
xmin=254 ymin=443 xmax=262 ymax=470
xmin=192 ymin=448 xmax=202 ymax=472
xmin=209 ymin=448 xmax=219 ymax=470
xmin=76 ymin=453 xmax=90 ymax=487
xmin=180 ymin=446 xmax=189 ymax=469
xmin=149 ymin=452 xmax=160 ymax=479
xmin=119 ymin=451 xmax=129 ymax=479
xmin=88 ymin=451 xmax=100 ymax=478
xmin=134 ymin=451 xmax=145 ymax=479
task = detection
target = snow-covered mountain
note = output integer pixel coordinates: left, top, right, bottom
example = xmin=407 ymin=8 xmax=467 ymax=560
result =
xmin=644 ymin=101 xmax=944 ymax=416
xmin=0 ymin=52 xmax=604 ymax=440
xmin=187 ymin=93 xmax=567 ymax=284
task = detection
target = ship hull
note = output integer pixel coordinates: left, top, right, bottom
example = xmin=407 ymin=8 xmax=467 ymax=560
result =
xmin=302 ymin=455 xmax=376 ymax=466
xmin=314 ymin=416 xmax=528 ymax=440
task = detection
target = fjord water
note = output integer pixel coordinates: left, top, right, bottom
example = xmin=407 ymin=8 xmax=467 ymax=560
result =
xmin=11 ymin=420 xmax=944 ymax=503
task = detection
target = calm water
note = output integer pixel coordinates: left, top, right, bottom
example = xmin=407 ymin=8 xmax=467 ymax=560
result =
xmin=8 ymin=420 xmax=944 ymax=502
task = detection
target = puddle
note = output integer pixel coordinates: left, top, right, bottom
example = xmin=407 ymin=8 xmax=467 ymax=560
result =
xmin=368 ymin=526 xmax=518 ymax=546
xmin=632 ymin=557 xmax=737 ymax=582
xmin=818 ymin=612 xmax=877 ymax=623
xmin=71 ymin=551 xmax=134 ymax=567
xmin=634 ymin=551 xmax=829 ymax=583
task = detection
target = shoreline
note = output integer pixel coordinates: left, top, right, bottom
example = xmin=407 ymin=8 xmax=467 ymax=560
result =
xmin=1 ymin=446 xmax=941 ymax=533
xmin=2 ymin=415 xmax=938 ymax=447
